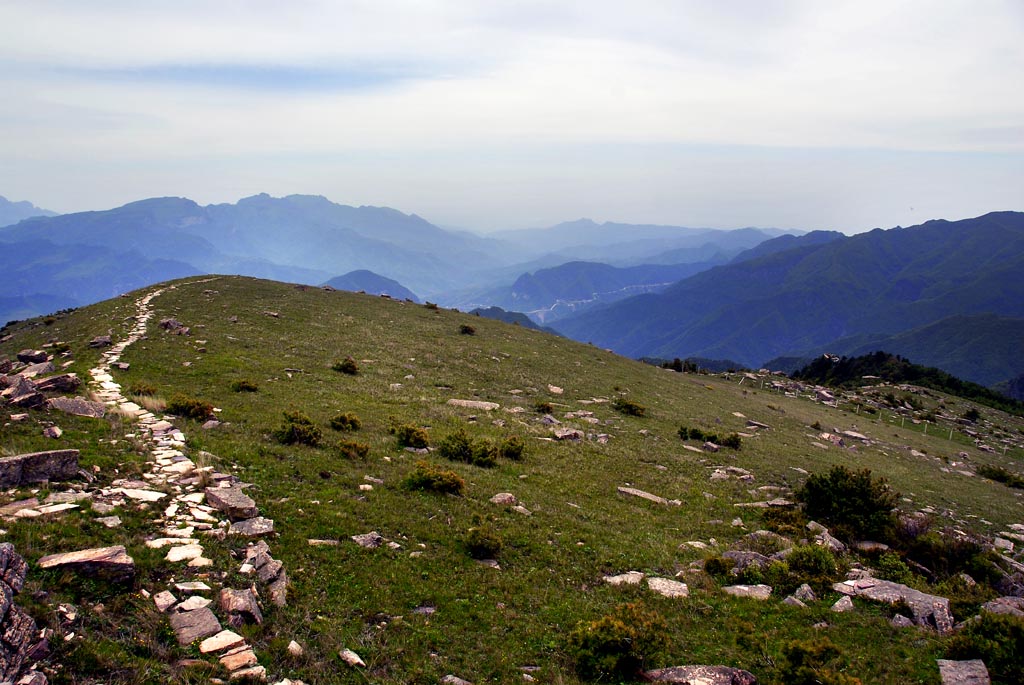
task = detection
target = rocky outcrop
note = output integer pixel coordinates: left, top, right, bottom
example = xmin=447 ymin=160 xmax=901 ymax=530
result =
xmin=833 ymin=577 xmax=954 ymax=633
xmin=46 ymin=396 xmax=105 ymax=418
xmin=0 ymin=450 xmax=80 ymax=488
xmin=0 ymin=545 xmax=44 ymax=682
xmin=205 ymin=486 xmax=258 ymax=521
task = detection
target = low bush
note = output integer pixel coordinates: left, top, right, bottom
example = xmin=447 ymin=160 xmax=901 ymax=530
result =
xmin=335 ymin=439 xmax=370 ymax=460
xmin=977 ymin=464 xmax=1024 ymax=489
xmin=534 ymin=400 xmax=553 ymax=414
xmin=465 ymin=526 xmax=502 ymax=559
xmin=678 ymin=426 xmax=721 ymax=444
xmin=437 ymin=428 xmax=473 ymax=462
xmin=459 ymin=324 xmax=476 ymax=335
xmin=566 ymin=603 xmax=668 ymax=682
xmin=874 ymin=552 xmax=915 ymax=585
xmin=273 ymin=410 xmax=323 ymax=447
xmin=786 ymin=544 xmax=842 ymax=594
xmin=424 ymin=301 xmax=439 ymax=310
xmin=329 ymin=412 xmax=362 ymax=432
xmin=230 ymin=379 xmax=259 ymax=392
xmin=902 ymin=530 xmax=1000 ymax=584
xmin=703 ymin=555 xmax=736 ymax=580
xmin=796 ymin=465 xmax=898 ymax=542
xmin=781 ymin=638 xmax=861 ymax=685
xmin=393 ymin=424 xmax=429 ymax=449
xmin=128 ymin=382 xmax=157 ymax=397
xmin=498 ymin=436 xmax=526 ymax=461
xmin=761 ymin=507 xmax=807 ymax=536
xmin=719 ymin=432 xmax=742 ymax=450
xmin=403 ymin=461 xmax=465 ymax=495
xmin=166 ymin=394 xmax=214 ymax=421
xmin=332 ymin=357 xmax=359 ymax=375
xmin=612 ymin=397 xmax=645 ymax=417
xmin=470 ymin=440 xmax=498 ymax=467
xmin=935 ymin=573 xmax=998 ymax=620
xmin=946 ymin=613 xmax=1024 ymax=683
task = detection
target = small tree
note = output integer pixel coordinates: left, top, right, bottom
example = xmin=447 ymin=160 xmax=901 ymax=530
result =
xmin=796 ymin=466 xmax=898 ymax=542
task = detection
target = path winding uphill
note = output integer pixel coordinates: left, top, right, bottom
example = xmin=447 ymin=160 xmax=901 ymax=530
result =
xmin=82 ymin=281 xmax=297 ymax=684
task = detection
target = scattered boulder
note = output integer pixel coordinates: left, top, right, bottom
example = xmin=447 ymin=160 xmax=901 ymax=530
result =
xmin=205 ymin=486 xmax=258 ymax=521
xmin=168 ymin=606 xmax=222 ymax=646
xmin=936 ymin=659 xmax=990 ymax=685
xmin=645 ymin=665 xmax=758 ymax=684
xmin=88 ymin=335 xmax=112 ymax=348
xmin=37 ymin=545 xmax=135 ymax=583
xmin=981 ymin=596 xmax=1024 ymax=617
xmin=34 ymin=374 xmax=81 ymax=393
xmin=617 ymin=486 xmax=680 ymax=506
xmin=351 ymin=532 xmax=384 ymax=549
xmin=489 ymin=493 xmax=517 ymax=506
xmin=16 ymin=351 xmax=47 ymax=364
xmin=831 ymin=596 xmax=854 ymax=612
xmin=228 ymin=517 xmax=275 ymax=537
xmin=603 ymin=571 xmax=645 ymax=586
xmin=219 ymin=588 xmax=263 ymax=627
xmin=46 ymin=396 xmax=105 ymax=418
xmin=647 ymin=577 xmax=689 ymax=598
xmin=833 ymin=578 xmax=954 ymax=633
xmin=793 ymin=584 xmax=817 ymax=602
xmin=447 ymin=399 xmax=499 ymax=411
xmin=0 ymin=450 xmax=80 ymax=488
xmin=339 ymin=648 xmax=366 ymax=668
xmin=722 ymin=584 xmax=772 ymax=600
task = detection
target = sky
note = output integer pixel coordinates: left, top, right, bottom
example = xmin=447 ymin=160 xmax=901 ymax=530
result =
xmin=1 ymin=0 xmax=1022 ymax=233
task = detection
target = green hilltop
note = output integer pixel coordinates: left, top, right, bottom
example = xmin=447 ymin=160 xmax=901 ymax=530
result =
xmin=2 ymin=275 xmax=1024 ymax=684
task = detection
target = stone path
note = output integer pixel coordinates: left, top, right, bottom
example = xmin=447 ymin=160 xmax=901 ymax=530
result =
xmin=82 ymin=282 xmax=294 ymax=683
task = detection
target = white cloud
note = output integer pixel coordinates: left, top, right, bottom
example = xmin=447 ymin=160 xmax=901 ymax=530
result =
xmin=0 ymin=0 xmax=1021 ymax=228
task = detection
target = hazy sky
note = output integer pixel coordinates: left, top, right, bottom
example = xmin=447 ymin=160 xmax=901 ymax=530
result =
xmin=1 ymin=1 xmax=1022 ymax=233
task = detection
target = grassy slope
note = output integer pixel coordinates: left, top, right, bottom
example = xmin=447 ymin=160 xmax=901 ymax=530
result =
xmin=2 ymin=275 xmax=1024 ymax=684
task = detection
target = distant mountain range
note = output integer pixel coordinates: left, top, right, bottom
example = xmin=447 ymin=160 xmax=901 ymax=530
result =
xmin=553 ymin=212 xmax=1024 ymax=388
xmin=0 ymin=194 xmax=782 ymax=325
xmin=3 ymin=192 xmax=1021 ymax=393
xmin=0 ymin=195 xmax=57 ymax=227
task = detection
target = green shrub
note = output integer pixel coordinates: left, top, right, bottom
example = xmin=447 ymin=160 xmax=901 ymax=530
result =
xmin=781 ymin=638 xmax=861 ymax=685
xmin=128 ymin=382 xmax=157 ymax=397
xmin=437 ymin=429 xmax=473 ymax=462
xmin=498 ymin=436 xmax=526 ymax=461
xmin=403 ymin=461 xmax=465 ymax=495
xmin=612 ymin=397 xmax=645 ymax=417
xmin=947 ymin=613 xmax=1024 ymax=683
xmin=978 ymin=464 xmax=1024 ymax=489
xmin=273 ymin=410 xmax=323 ymax=447
xmin=230 ymin=379 xmax=259 ymax=392
xmin=703 ymin=555 xmax=736 ymax=580
xmin=761 ymin=507 xmax=807 ymax=536
xmin=166 ymin=394 xmax=214 ymax=421
xmin=329 ymin=412 xmax=362 ymax=432
xmin=796 ymin=466 xmax=898 ymax=542
xmin=719 ymin=432 xmax=742 ymax=450
xmin=459 ymin=324 xmax=476 ymax=335
xmin=678 ymin=426 xmax=720 ymax=443
xmin=567 ymin=603 xmax=668 ymax=681
xmin=534 ymin=400 xmax=553 ymax=414
xmin=902 ymin=530 xmax=1000 ymax=584
xmin=963 ymin=407 xmax=981 ymax=423
xmin=394 ymin=424 xmax=429 ymax=449
xmin=336 ymin=439 xmax=370 ymax=460
xmin=935 ymin=574 xmax=998 ymax=620
xmin=332 ymin=357 xmax=359 ymax=375
xmin=465 ymin=526 xmax=502 ymax=559
xmin=786 ymin=544 xmax=841 ymax=594
xmin=471 ymin=440 xmax=498 ymax=467
xmin=875 ymin=552 xmax=914 ymax=585
xmin=424 ymin=301 xmax=439 ymax=310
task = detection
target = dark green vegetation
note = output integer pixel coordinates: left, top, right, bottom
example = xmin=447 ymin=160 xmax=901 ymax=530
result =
xmin=3 ymin=276 xmax=1024 ymax=683
xmin=794 ymin=351 xmax=1024 ymax=415
xmin=795 ymin=466 xmax=899 ymax=542
xmin=554 ymin=212 xmax=1024 ymax=387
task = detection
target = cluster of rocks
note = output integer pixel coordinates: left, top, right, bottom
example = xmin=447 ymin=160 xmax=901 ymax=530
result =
xmin=0 ymin=544 xmax=46 ymax=684
xmin=1 ymin=347 xmax=94 ymax=415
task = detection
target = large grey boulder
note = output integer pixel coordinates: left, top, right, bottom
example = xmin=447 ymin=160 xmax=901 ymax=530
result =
xmin=937 ymin=659 xmax=990 ymax=684
xmin=46 ymin=396 xmax=106 ymax=418
xmin=16 ymin=351 xmax=47 ymax=364
xmin=0 ymin=450 xmax=80 ymax=488
xmin=833 ymin=577 xmax=954 ymax=633
xmin=34 ymin=374 xmax=81 ymax=393
xmin=169 ymin=606 xmax=222 ymax=646
xmin=37 ymin=545 xmax=135 ymax=583
xmin=204 ymin=486 xmax=257 ymax=521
